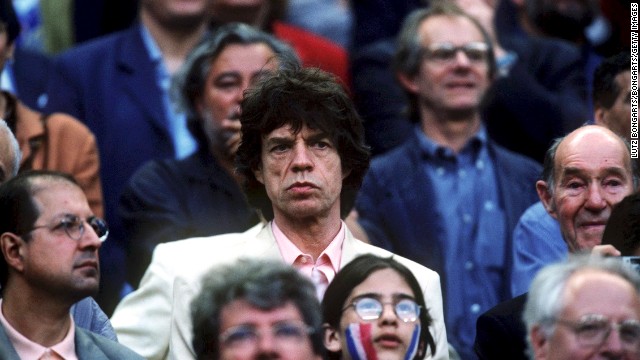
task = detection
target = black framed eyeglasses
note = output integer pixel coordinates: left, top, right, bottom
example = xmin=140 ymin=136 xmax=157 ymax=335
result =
xmin=422 ymin=42 xmax=490 ymax=64
xmin=342 ymin=296 xmax=421 ymax=323
xmin=29 ymin=215 xmax=109 ymax=242
xmin=553 ymin=314 xmax=640 ymax=351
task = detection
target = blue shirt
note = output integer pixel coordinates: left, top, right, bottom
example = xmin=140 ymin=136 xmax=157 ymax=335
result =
xmin=415 ymin=126 xmax=507 ymax=359
xmin=510 ymin=201 xmax=567 ymax=297
xmin=140 ymin=25 xmax=197 ymax=159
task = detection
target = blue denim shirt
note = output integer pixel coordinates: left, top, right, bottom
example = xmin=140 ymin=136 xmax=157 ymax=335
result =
xmin=140 ymin=25 xmax=197 ymax=159
xmin=415 ymin=125 xmax=507 ymax=358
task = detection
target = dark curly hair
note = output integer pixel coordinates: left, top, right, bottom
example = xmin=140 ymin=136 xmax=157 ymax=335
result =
xmin=235 ymin=67 xmax=370 ymax=220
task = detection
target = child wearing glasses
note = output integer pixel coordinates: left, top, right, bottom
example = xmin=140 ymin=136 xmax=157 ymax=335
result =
xmin=322 ymin=254 xmax=436 ymax=359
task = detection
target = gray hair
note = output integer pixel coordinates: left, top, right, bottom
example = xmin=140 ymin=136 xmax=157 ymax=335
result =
xmin=173 ymin=22 xmax=300 ymax=147
xmin=190 ymin=258 xmax=323 ymax=359
xmin=540 ymin=125 xmax=639 ymax=196
xmin=0 ymin=118 xmax=20 ymax=179
xmin=523 ymin=254 xmax=640 ymax=359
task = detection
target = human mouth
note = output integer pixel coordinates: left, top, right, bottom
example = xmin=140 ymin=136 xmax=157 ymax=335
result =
xmin=374 ymin=333 xmax=402 ymax=348
xmin=287 ymin=182 xmax=318 ymax=194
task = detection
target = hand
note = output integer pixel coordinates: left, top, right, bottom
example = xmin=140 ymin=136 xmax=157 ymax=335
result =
xmin=590 ymin=244 xmax=622 ymax=257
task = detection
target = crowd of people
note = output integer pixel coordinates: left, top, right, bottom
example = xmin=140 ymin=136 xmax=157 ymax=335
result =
xmin=0 ymin=0 xmax=635 ymax=359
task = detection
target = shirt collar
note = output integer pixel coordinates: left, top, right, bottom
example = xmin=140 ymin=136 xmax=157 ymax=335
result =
xmin=0 ymin=299 xmax=77 ymax=360
xmin=139 ymin=24 xmax=163 ymax=64
xmin=271 ymin=220 xmax=344 ymax=275
xmin=414 ymin=124 xmax=488 ymax=159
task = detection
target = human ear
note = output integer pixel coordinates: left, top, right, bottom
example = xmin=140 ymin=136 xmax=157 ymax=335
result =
xmin=0 ymin=232 xmax=26 ymax=273
xmin=253 ymin=165 xmax=264 ymax=184
xmin=323 ymin=324 xmax=343 ymax=354
xmin=529 ymin=325 xmax=549 ymax=360
xmin=536 ymin=180 xmax=557 ymax=219
xmin=397 ymin=72 xmax=420 ymax=94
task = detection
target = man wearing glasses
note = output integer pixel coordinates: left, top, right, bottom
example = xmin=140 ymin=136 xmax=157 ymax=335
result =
xmin=524 ymin=254 xmax=640 ymax=359
xmin=0 ymin=170 xmax=142 ymax=359
xmin=353 ymin=3 xmax=541 ymax=358
xmin=190 ymin=258 xmax=323 ymax=360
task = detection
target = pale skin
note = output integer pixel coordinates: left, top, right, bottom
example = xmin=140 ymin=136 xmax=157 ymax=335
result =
xmin=195 ymin=42 xmax=279 ymax=177
xmin=139 ymin=0 xmax=212 ymax=74
xmin=397 ymin=15 xmax=491 ymax=153
xmin=0 ymin=180 xmax=102 ymax=347
xmin=324 ymin=268 xmax=424 ymax=360
xmin=218 ymin=299 xmax=321 ymax=360
xmin=253 ymin=125 xmax=348 ymax=260
xmin=530 ymin=269 xmax=640 ymax=360
xmin=537 ymin=125 xmax=634 ymax=252
xmin=594 ymin=71 xmax=632 ymax=141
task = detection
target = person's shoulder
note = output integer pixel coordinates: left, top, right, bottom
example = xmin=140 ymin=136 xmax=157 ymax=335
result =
xmin=368 ymin=137 xmax=417 ymax=175
xmin=57 ymin=27 xmax=137 ymax=60
xmin=43 ymin=112 xmax=94 ymax=138
xmin=76 ymin=327 xmax=144 ymax=359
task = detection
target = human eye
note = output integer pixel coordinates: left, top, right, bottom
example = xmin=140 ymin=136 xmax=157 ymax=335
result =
xmin=463 ymin=43 xmax=489 ymax=62
xmin=222 ymin=326 xmax=257 ymax=346
xmin=270 ymin=143 xmax=290 ymax=153
xmin=427 ymin=44 xmax=455 ymax=62
xmin=619 ymin=321 xmax=640 ymax=342
xmin=54 ymin=215 xmax=81 ymax=232
xmin=273 ymin=322 xmax=308 ymax=340
xmin=214 ymin=75 xmax=241 ymax=91
xmin=575 ymin=319 xmax=608 ymax=340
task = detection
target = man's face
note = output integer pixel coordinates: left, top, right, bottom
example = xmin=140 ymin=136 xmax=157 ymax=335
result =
xmin=400 ymin=15 xmax=491 ymax=119
xmin=21 ymin=181 xmax=102 ymax=300
xmin=197 ymin=42 xmax=277 ymax=158
xmin=334 ymin=268 xmax=422 ymax=360
xmin=141 ymin=0 xmax=211 ymax=29
xmin=218 ymin=299 xmax=320 ymax=360
xmin=537 ymin=127 xmax=634 ymax=252
xmin=254 ymin=125 xmax=346 ymax=222
xmin=595 ymin=71 xmax=632 ymax=141
xmin=531 ymin=270 xmax=640 ymax=359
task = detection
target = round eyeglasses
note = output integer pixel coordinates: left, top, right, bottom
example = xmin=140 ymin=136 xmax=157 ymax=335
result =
xmin=219 ymin=321 xmax=314 ymax=351
xmin=553 ymin=314 xmax=640 ymax=351
xmin=29 ymin=215 xmax=109 ymax=242
xmin=342 ymin=297 xmax=421 ymax=323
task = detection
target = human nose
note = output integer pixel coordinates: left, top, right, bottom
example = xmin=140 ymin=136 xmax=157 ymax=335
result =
xmin=600 ymin=327 xmax=625 ymax=356
xmin=453 ymin=49 xmax=472 ymax=67
xmin=254 ymin=329 xmax=279 ymax=356
xmin=379 ymin=303 xmax=399 ymax=325
xmin=291 ymin=144 xmax=313 ymax=172
xmin=584 ymin=183 xmax=607 ymax=211
xmin=79 ymin=222 xmax=102 ymax=249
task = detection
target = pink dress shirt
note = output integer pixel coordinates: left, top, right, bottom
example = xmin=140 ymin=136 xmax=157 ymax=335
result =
xmin=272 ymin=220 xmax=344 ymax=298
xmin=0 ymin=299 xmax=78 ymax=360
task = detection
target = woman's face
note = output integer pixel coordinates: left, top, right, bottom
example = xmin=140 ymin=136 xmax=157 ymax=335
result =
xmin=327 ymin=268 xmax=422 ymax=360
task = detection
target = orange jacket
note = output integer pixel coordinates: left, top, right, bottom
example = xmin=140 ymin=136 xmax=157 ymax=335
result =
xmin=13 ymin=95 xmax=104 ymax=217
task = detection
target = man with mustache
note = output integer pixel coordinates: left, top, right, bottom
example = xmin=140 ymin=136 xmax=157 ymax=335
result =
xmin=0 ymin=170 xmax=142 ymax=359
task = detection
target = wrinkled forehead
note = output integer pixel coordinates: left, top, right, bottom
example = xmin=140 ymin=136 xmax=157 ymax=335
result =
xmin=555 ymin=128 xmax=631 ymax=173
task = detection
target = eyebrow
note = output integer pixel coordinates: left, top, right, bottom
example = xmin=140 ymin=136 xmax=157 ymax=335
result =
xmin=559 ymin=166 xmax=629 ymax=180
xmin=351 ymin=292 xmax=416 ymax=302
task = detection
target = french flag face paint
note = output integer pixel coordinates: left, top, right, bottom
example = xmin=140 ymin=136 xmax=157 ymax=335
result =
xmin=403 ymin=324 xmax=421 ymax=360
xmin=344 ymin=323 xmax=421 ymax=360
xmin=345 ymin=323 xmax=378 ymax=360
